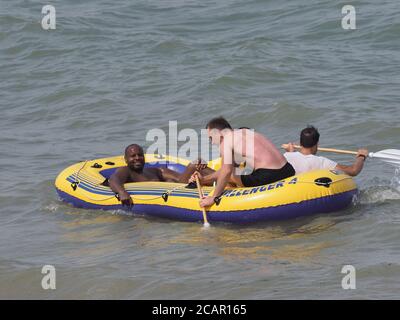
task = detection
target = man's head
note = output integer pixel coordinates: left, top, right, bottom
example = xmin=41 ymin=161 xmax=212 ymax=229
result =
xmin=124 ymin=144 xmax=145 ymax=172
xmin=300 ymin=126 xmax=320 ymax=154
xmin=206 ymin=117 xmax=232 ymax=145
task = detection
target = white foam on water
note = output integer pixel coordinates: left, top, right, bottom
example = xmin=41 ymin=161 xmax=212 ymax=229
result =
xmin=359 ymin=168 xmax=400 ymax=205
xmin=111 ymin=209 xmax=133 ymax=216
xmin=44 ymin=203 xmax=59 ymax=213
xmin=390 ymin=168 xmax=400 ymax=192
xmin=361 ymin=188 xmax=400 ymax=205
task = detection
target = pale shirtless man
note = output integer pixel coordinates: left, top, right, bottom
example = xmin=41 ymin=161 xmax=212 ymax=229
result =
xmin=108 ymin=144 xmax=211 ymax=206
xmin=192 ymin=117 xmax=295 ymax=208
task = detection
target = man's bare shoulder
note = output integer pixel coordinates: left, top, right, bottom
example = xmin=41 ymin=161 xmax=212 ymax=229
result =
xmin=111 ymin=166 xmax=132 ymax=182
xmin=114 ymin=166 xmax=130 ymax=174
xmin=146 ymin=167 xmax=162 ymax=174
xmin=147 ymin=167 xmax=164 ymax=180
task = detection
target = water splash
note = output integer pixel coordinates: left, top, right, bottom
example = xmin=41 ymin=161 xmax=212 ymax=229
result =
xmin=360 ymin=187 xmax=400 ymax=205
xmin=44 ymin=203 xmax=60 ymax=213
xmin=390 ymin=167 xmax=400 ymax=192
xmin=359 ymin=169 xmax=400 ymax=205
xmin=110 ymin=209 xmax=134 ymax=217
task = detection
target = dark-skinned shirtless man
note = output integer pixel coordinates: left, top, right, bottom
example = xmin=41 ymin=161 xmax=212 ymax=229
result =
xmin=108 ymin=144 xmax=212 ymax=206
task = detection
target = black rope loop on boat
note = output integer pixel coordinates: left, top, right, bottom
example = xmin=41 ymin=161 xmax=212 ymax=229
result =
xmin=71 ymin=181 xmax=79 ymax=191
xmin=185 ymin=181 xmax=197 ymax=189
xmin=314 ymin=177 xmax=333 ymax=188
xmin=162 ymin=192 xmax=169 ymax=202
xmin=214 ymin=195 xmax=222 ymax=206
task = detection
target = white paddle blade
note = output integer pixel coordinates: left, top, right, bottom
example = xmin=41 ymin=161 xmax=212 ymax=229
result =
xmin=369 ymin=149 xmax=400 ymax=167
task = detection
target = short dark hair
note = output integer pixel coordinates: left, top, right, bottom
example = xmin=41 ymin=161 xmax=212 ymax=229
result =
xmin=124 ymin=144 xmax=143 ymax=156
xmin=300 ymin=126 xmax=320 ymax=148
xmin=206 ymin=117 xmax=232 ymax=130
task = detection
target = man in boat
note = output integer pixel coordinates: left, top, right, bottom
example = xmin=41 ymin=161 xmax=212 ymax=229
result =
xmin=108 ymin=144 xmax=212 ymax=206
xmin=192 ymin=117 xmax=296 ymax=208
xmin=283 ymin=126 xmax=368 ymax=176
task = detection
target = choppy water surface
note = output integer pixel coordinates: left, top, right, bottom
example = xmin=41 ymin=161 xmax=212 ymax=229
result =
xmin=1 ymin=0 xmax=399 ymax=299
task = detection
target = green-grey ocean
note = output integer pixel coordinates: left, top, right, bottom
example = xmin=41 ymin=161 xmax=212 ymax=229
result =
xmin=1 ymin=0 xmax=399 ymax=299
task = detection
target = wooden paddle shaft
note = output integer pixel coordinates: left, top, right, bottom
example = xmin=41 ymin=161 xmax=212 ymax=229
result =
xmin=195 ymin=175 xmax=210 ymax=225
xmin=281 ymin=144 xmax=358 ymax=156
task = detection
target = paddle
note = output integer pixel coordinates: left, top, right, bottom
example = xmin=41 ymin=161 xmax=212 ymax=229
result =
xmin=282 ymin=144 xmax=400 ymax=167
xmin=195 ymin=174 xmax=211 ymax=228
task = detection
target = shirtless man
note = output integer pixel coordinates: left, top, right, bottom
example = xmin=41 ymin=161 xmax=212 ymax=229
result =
xmin=283 ymin=126 xmax=368 ymax=176
xmin=109 ymin=144 xmax=211 ymax=206
xmin=192 ymin=117 xmax=295 ymax=208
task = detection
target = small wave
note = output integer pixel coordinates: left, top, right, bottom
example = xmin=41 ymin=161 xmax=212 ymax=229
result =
xmin=212 ymin=75 xmax=253 ymax=88
xmin=358 ymin=186 xmax=400 ymax=205
xmin=144 ymin=0 xmax=207 ymax=10
xmin=371 ymin=22 xmax=400 ymax=44
xmin=44 ymin=203 xmax=60 ymax=213
xmin=110 ymin=209 xmax=134 ymax=217
xmin=390 ymin=168 xmax=400 ymax=192
xmin=149 ymin=39 xmax=191 ymax=54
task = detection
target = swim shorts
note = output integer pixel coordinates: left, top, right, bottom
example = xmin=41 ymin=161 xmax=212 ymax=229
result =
xmin=240 ymin=162 xmax=295 ymax=187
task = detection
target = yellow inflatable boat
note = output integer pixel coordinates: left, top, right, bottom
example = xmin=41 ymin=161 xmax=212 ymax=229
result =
xmin=55 ymin=154 xmax=358 ymax=223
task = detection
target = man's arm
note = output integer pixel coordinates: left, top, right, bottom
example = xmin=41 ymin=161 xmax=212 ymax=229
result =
xmin=159 ymin=167 xmax=179 ymax=182
xmin=335 ymin=149 xmax=368 ymax=177
xmin=212 ymin=163 xmax=233 ymax=197
xmin=201 ymin=170 xmax=219 ymax=185
xmin=199 ymin=134 xmax=234 ymax=207
xmin=283 ymin=142 xmax=296 ymax=152
xmin=108 ymin=167 xmax=133 ymax=206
